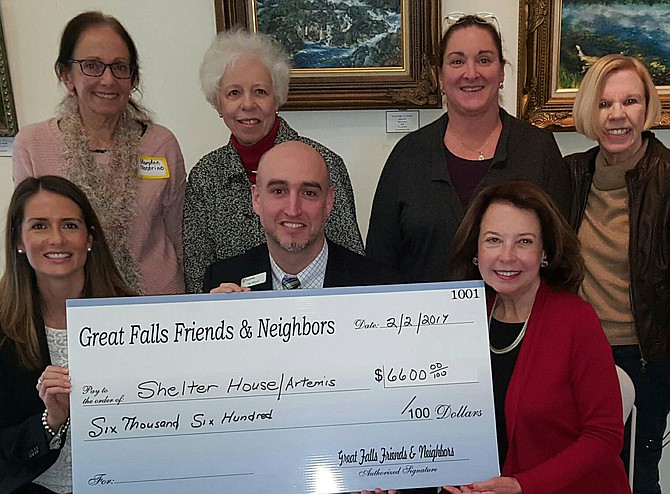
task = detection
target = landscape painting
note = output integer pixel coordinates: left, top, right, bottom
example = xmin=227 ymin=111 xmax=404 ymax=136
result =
xmin=518 ymin=0 xmax=670 ymax=129
xmin=559 ymin=0 xmax=670 ymax=89
xmin=256 ymin=0 xmax=403 ymax=70
xmin=214 ymin=0 xmax=441 ymax=110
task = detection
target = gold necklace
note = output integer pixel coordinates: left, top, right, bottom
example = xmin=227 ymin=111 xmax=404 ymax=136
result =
xmin=488 ymin=296 xmax=529 ymax=355
xmin=449 ymin=126 xmax=498 ymax=161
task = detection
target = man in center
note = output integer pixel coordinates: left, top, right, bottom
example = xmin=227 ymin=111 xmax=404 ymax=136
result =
xmin=203 ymin=140 xmax=398 ymax=292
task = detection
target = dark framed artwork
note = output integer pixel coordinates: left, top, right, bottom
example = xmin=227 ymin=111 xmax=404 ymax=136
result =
xmin=518 ymin=0 xmax=670 ymax=130
xmin=214 ymin=0 xmax=441 ymax=110
xmin=0 ymin=12 xmax=17 ymax=136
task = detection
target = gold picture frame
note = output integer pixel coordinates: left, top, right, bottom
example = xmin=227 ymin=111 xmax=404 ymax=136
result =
xmin=0 ymin=12 xmax=17 ymax=136
xmin=214 ymin=0 xmax=441 ymax=110
xmin=517 ymin=0 xmax=670 ymax=130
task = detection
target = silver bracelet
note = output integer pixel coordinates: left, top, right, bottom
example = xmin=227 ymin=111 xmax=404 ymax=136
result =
xmin=41 ymin=409 xmax=70 ymax=438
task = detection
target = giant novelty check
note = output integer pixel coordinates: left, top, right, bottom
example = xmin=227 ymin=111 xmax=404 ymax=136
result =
xmin=67 ymin=281 xmax=499 ymax=493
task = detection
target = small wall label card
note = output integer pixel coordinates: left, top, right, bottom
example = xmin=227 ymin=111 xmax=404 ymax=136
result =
xmin=67 ymin=281 xmax=498 ymax=493
xmin=386 ymin=110 xmax=420 ymax=133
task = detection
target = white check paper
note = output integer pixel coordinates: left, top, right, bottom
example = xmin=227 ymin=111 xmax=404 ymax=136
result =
xmin=67 ymin=281 xmax=499 ymax=493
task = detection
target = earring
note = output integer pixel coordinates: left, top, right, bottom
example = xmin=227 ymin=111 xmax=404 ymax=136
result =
xmin=87 ymin=247 xmax=92 ymax=252
xmin=472 ymin=257 xmax=478 ymax=266
xmin=541 ymin=259 xmax=548 ymax=268
xmin=17 ymin=248 xmax=24 ymax=254
xmin=499 ymin=82 xmax=504 ymax=90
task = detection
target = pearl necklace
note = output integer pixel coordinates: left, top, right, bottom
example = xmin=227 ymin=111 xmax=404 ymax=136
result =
xmin=449 ymin=125 xmax=498 ymax=161
xmin=488 ymin=297 xmax=529 ymax=355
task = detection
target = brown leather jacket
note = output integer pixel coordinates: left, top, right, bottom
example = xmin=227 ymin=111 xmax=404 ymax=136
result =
xmin=567 ymin=132 xmax=670 ymax=359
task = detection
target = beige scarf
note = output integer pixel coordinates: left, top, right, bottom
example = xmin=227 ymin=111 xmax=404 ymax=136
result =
xmin=57 ymin=96 xmax=144 ymax=293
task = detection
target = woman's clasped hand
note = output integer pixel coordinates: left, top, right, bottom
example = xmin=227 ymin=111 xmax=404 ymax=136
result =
xmin=36 ymin=365 xmax=72 ymax=432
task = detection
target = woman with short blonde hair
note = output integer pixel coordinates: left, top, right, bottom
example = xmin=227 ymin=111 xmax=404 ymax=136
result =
xmin=572 ymin=54 xmax=660 ymax=141
xmin=568 ymin=53 xmax=670 ymax=493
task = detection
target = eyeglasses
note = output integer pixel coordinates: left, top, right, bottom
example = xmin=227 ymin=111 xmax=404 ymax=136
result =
xmin=68 ymin=59 xmax=135 ymax=79
xmin=443 ymin=12 xmax=501 ymax=34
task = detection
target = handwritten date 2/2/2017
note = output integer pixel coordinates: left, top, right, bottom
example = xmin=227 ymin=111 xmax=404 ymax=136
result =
xmin=354 ymin=313 xmax=450 ymax=335
xmin=353 ymin=287 xmax=481 ymax=335
xmin=386 ymin=313 xmax=450 ymax=334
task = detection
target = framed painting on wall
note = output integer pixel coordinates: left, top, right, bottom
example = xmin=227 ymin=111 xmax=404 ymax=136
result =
xmin=518 ymin=0 xmax=670 ymax=130
xmin=214 ymin=0 xmax=441 ymax=110
xmin=0 ymin=12 xmax=17 ymax=136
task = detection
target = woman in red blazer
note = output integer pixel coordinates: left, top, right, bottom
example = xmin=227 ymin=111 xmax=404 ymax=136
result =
xmin=445 ymin=180 xmax=630 ymax=494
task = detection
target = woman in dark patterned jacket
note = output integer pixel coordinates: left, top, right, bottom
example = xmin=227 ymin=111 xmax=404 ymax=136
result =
xmin=183 ymin=30 xmax=363 ymax=293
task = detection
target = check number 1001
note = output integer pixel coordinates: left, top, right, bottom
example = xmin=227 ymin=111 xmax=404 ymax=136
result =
xmin=450 ymin=288 xmax=480 ymax=300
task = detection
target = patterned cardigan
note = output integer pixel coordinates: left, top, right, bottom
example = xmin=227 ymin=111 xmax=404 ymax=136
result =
xmin=183 ymin=117 xmax=364 ymax=293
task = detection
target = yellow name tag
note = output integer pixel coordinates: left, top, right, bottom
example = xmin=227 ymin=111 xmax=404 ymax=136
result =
xmin=138 ymin=156 xmax=170 ymax=179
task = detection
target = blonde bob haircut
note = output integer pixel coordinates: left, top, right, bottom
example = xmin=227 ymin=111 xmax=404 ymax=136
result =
xmin=573 ymin=54 xmax=661 ymax=141
xmin=199 ymin=29 xmax=291 ymax=108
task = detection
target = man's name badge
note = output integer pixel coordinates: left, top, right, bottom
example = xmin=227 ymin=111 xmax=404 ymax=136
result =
xmin=241 ymin=272 xmax=267 ymax=288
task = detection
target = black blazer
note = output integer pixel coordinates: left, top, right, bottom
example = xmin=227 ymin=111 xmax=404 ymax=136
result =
xmin=203 ymin=240 xmax=401 ymax=292
xmin=205 ymin=242 xmax=429 ymax=494
xmin=0 ymin=326 xmax=62 ymax=493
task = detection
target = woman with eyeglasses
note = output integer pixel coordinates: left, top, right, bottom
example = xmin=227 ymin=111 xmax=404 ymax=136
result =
xmin=365 ymin=13 xmax=571 ymax=283
xmin=12 ymin=11 xmax=186 ymax=295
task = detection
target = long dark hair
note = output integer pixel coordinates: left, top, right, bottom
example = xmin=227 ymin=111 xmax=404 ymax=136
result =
xmin=0 ymin=176 xmax=135 ymax=370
